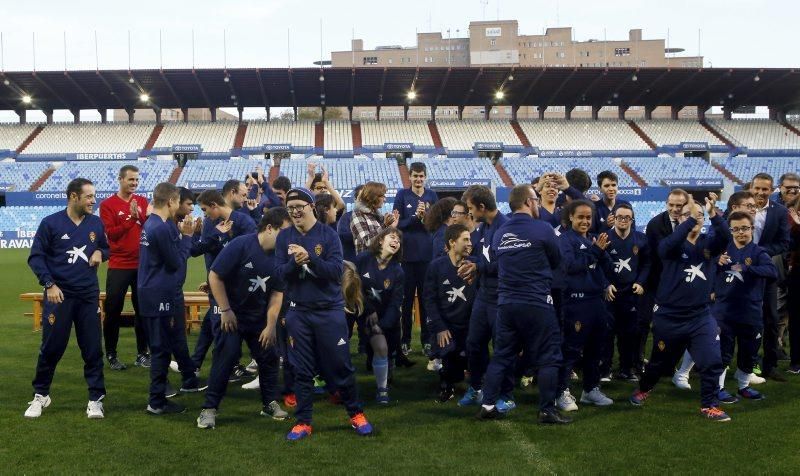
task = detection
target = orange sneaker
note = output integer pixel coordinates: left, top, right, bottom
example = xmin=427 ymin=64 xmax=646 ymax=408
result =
xmin=350 ymin=412 xmax=374 ymax=436
xmin=286 ymin=423 xmax=313 ymax=441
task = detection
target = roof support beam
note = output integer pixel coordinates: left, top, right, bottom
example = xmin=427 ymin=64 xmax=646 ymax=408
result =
xmin=287 ymin=69 xmax=297 ymax=109
xmin=735 ymin=70 xmax=794 ymax=108
xmin=192 ymin=70 xmax=212 ymax=110
xmin=627 ymin=69 xmax=670 ymax=106
xmin=680 ymin=69 xmax=731 ymax=106
xmin=376 ymin=67 xmax=388 ymax=109
xmin=32 ymin=72 xmax=73 ymax=111
xmin=159 ymin=70 xmax=185 ymax=110
xmin=64 ymin=71 xmax=100 ymax=111
xmin=254 ymin=68 xmax=270 ymax=111
xmin=460 ymin=68 xmax=484 ymax=108
xmin=517 ymin=68 xmax=547 ymax=106
xmin=544 ymin=68 xmax=577 ymax=107
xmin=94 ymin=71 xmax=128 ymax=110
xmin=652 ymin=69 xmax=701 ymax=107
xmin=432 ymin=68 xmax=451 ymax=108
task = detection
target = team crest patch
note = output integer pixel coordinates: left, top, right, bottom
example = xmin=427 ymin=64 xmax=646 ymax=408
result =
xmin=657 ymin=340 xmax=666 ymax=351
xmin=89 ymin=231 xmax=96 ymax=243
xmin=703 ymin=249 xmax=711 ymax=259
xmin=632 ymin=245 xmax=639 ymax=255
xmin=314 ymin=244 xmax=323 ymax=256
xmin=47 ymin=313 xmax=55 ymax=325
xmin=745 ymin=257 xmax=752 ymax=266
xmin=384 ymin=278 xmax=391 ymax=289
xmin=574 ymin=321 xmax=582 ymax=332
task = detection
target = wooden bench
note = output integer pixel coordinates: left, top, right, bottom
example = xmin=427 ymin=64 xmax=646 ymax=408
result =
xmin=20 ymin=291 xmax=210 ymax=332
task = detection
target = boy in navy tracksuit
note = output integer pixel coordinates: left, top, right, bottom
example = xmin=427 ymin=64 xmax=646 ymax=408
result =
xmin=276 ymin=188 xmax=373 ymax=441
xmin=714 ymin=211 xmax=777 ymax=401
xmin=602 ymin=203 xmax=650 ymax=381
xmin=26 ymin=178 xmax=109 ymax=419
xmin=556 ymin=200 xmax=615 ymax=411
xmin=478 ymin=185 xmax=570 ymax=425
xmin=139 ymin=183 xmax=202 ymax=415
xmin=393 ymin=162 xmax=438 ymax=354
xmin=630 ymin=193 xmax=733 ymax=421
xmin=593 ymin=171 xmax=631 ymax=234
xmin=197 ymin=208 xmax=292 ymax=428
xmin=424 ymin=224 xmax=477 ymax=402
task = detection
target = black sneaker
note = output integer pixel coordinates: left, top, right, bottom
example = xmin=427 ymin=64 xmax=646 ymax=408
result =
xmin=395 ymin=354 xmax=416 ymax=368
xmin=229 ymin=364 xmax=248 ymax=383
xmin=180 ymin=379 xmax=208 ymax=393
xmin=538 ymin=409 xmax=572 ymax=425
xmin=146 ymin=400 xmax=186 ymax=415
xmin=437 ymin=386 xmax=455 ymax=404
xmin=135 ymin=353 xmax=151 ymax=368
xmin=107 ymin=354 xmax=127 ymax=371
xmin=476 ymin=406 xmax=504 ymax=420
xmin=165 ymin=380 xmax=178 ymax=398
xmin=763 ymin=369 xmax=788 ymax=382
xmin=617 ymin=371 xmax=639 ymax=383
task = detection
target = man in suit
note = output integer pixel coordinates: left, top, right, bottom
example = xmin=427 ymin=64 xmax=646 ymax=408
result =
xmin=638 ymin=188 xmax=690 ymax=374
xmin=750 ymin=173 xmax=791 ymax=381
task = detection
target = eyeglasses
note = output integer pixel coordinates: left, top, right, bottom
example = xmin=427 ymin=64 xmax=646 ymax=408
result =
xmin=783 ymin=186 xmax=800 ymax=192
xmin=287 ymin=204 xmax=309 ymax=213
xmin=527 ymin=196 xmax=540 ymax=204
xmin=451 ymin=210 xmax=468 ymax=217
xmin=740 ymin=204 xmax=757 ymax=210
xmin=614 ymin=216 xmax=633 ymax=222
xmin=730 ymin=226 xmax=752 ymax=233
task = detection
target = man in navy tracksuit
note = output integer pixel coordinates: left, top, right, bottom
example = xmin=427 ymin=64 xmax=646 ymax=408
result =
xmin=139 ymin=183 xmax=203 ymax=415
xmin=189 ymin=188 xmax=257 ymax=374
xmin=593 ymin=171 xmax=631 ymax=234
xmin=714 ymin=211 xmax=777 ymax=401
xmin=477 ymin=185 xmax=570 ymax=424
xmin=196 ymin=208 xmax=292 ymax=428
xmin=602 ymin=203 xmax=650 ymax=381
xmin=393 ymin=162 xmax=438 ymax=354
xmin=459 ymin=185 xmax=514 ymax=409
xmin=276 ymin=187 xmax=373 ymax=441
xmin=630 ymin=193 xmax=734 ymax=421
xmin=424 ymin=224 xmax=476 ymax=403
xmin=26 ymin=178 xmax=109 ymax=419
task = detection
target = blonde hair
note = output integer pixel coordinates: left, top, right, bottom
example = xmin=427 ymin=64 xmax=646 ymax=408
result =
xmin=342 ymin=261 xmax=365 ymax=316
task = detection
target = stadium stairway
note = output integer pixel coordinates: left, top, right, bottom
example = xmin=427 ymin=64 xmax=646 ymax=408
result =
xmin=144 ymin=124 xmax=164 ymax=150
xmin=626 ymin=121 xmax=657 ymax=150
xmin=619 ymin=162 xmax=648 ymax=187
xmin=168 ymin=166 xmax=183 ymax=185
xmin=315 ymin=122 xmax=324 ymax=150
xmin=700 ymin=121 xmax=735 ymax=148
xmin=427 ymin=121 xmax=443 ymax=149
xmin=28 ymin=167 xmax=55 ymax=191
xmin=494 ymin=162 xmax=514 ymax=187
xmin=233 ymin=122 xmax=248 ymax=148
xmin=16 ymin=125 xmax=44 ymax=153
xmin=352 ymin=122 xmax=362 ymax=150
xmin=510 ymin=121 xmax=532 ymax=148
xmin=711 ymin=161 xmax=742 ymax=184
xmin=783 ymin=122 xmax=800 ymax=137
xmin=398 ymin=163 xmax=411 ymax=188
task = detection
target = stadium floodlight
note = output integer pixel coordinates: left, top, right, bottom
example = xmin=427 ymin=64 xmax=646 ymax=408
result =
xmin=22 ymin=95 xmax=32 ymax=104
xmin=3 ymin=79 xmax=9 ymax=86
xmin=494 ymin=90 xmax=504 ymax=100
xmin=407 ymin=90 xmax=416 ymax=100
xmin=128 ymin=77 xmax=135 ymax=84
xmin=631 ymin=74 xmax=638 ymax=82
xmin=223 ymin=76 xmax=230 ymax=83
xmin=508 ymin=74 xmax=514 ymax=81
xmin=139 ymin=93 xmax=149 ymax=102
xmin=754 ymin=75 xmax=760 ymax=82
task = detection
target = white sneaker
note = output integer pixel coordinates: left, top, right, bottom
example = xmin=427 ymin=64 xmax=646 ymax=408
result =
xmin=556 ymin=389 xmax=579 ymax=412
xmin=426 ymin=359 xmax=443 ymax=372
xmin=197 ymin=408 xmax=217 ymax=429
xmin=580 ymin=387 xmax=614 ymax=406
xmin=86 ymin=396 xmax=105 ymax=419
xmin=246 ymin=359 xmax=258 ymax=373
xmin=169 ymin=360 xmax=180 ymax=373
xmin=672 ymin=372 xmax=692 ymax=390
xmin=735 ymin=369 xmax=765 ymax=386
xmin=24 ymin=394 xmax=51 ymax=418
xmin=241 ymin=377 xmax=260 ymax=390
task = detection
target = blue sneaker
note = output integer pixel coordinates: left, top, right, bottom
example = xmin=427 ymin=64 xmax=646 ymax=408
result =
xmin=286 ymin=423 xmax=313 ymax=441
xmin=737 ymin=386 xmax=764 ymax=400
xmin=717 ymin=389 xmax=739 ymax=404
xmin=495 ymin=397 xmax=517 ymax=414
xmin=376 ymin=387 xmax=390 ymax=404
xmin=458 ymin=387 xmax=481 ymax=407
xmin=350 ymin=413 xmax=373 ymax=436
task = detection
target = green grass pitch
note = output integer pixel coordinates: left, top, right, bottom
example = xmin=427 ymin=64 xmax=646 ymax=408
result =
xmin=1 ymin=248 xmax=799 ymax=474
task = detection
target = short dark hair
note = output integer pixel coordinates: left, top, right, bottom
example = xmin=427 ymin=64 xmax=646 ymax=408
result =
xmin=222 ymin=179 xmax=242 ymax=196
xmin=66 ymin=178 xmax=93 ymax=200
xmin=314 ymin=193 xmax=335 ymax=221
xmin=752 ymin=173 xmax=774 ymax=186
xmin=178 ymin=186 xmax=194 ymax=204
xmin=462 ymin=185 xmax=497 ymax=212
xmin=729 ymin=190 xmax=754 ymax=208
xmin=368 ymin=227 xmax=403 ymax=263
xmin=310 ymin=173 xmax=325 ymax=191
xmin=444 ymin=223 xmax=470 ymax=250
xmin=197 ymin=189 xmax=225 ymax=207
xmin=509 ymin=184 xmax=534 ymax=212
xmin=118 ymin=164 xmax=139 ymax=179
xmin=565 ymin=168 xmax=592 ymax=193
xmin=273 ymin=176 xmax=292 ymax=193
xmin=779 ymin=172 xmax=800 ymax=185
xmin=668 ymin=188 xmax=690 ymax=203
xmin=152 ymin=182 xmax=179 ymax=207
xmin=258 ymin=207 xmax=290 ymax=233
xmin=409 ymin=162 xmax=427 ymax=175
xmin=612 ymin=201 xmax=634 ymax=218
xmin=597 ymin=170 xmax=618 ymax=187
xmin=561 ymin=199 xmax=595 ymax=228
xmin=728 ymin=211 xmax=754 ymax=225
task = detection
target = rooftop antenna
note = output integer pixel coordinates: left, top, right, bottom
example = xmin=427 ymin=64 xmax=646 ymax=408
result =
xmin=223 ymin=29 xmax=227 ymax=69
xmin=32 ymin=32 xmax=36 ymax=71
xmin=1 ymin=32 xmax=4 ymax=71
xmin=480 ymin=0 xmax=488 ymax=20
xmin=127 ymin=30 xmax=131 ymax=70
xmin=159 ymin=30 xmax=163 ymax=69
xmin=287 ymin=28 xmax=291 ymax=68
xmin=63 ymin=31 xmax=67 ymax=71
xmin=319 ymin=18 xmax=323 ymax=67
xmin=191 ymin=28 xmax=195 ymax=69
xmin=556 ymin=0 xmax=560 ymax=25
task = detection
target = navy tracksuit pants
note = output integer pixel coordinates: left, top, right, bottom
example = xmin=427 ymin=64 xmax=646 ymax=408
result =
xmin=191 ymin=296 xmax=220 ymax=369
xmin=285 ymin=308 xmax=362 ymax=425
xmin=559 ymin=296 xmax=610 ymax=393
xmin=482 ymin=303 xmax=562 ymax=412
xmin=33 ymin=295 xmax=105 ymax=400
xmin=639 ymin=307 xmax=724 ymax=408
xmin=277 ymin=316 xmax=296 ymax=396
xmin=602 ymin=289 xmax=640 ymax=375
xmin=203 ymin=320 xmax=280 ymax=409
xmin=718 ymin=319 xmax=762 ymax=375
xmin=466 ymin=297 xmax=514 ymax=395
xmin=439 ymin=327 xmax=468 ymax=388
xmin=401 ymin=261 xmax=429 ymax=348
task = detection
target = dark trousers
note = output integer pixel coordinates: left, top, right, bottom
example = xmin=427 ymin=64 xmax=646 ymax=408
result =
xmin=439 ymin=328 xmax=468 ymax=387
xmin=787 ymin=269 xmax=800 ymax=366
xmin=285 ymin=308 xmax=362 ymax=425
xmin=143 ymin=304 xmax=199 ymax=409
xmin=191 ymin=296 xmax=220 ymax=369
xmin=203 ymin=321 xmax=280 ymax=409
xmin=401 ymin=261 xmax=429 ymax=347
xmin=33 ymin=295 xmax=105 ymax=400
xmin=103 ymin=268 xmax=148 ymax=356
xmin=636 ymin=292 xmax=656 ymax=370
xmin=602 ymin=290 xmax=640 ymax=374
xmin=761 ymin=278 xmax=780 ymax=374
xmin=639 ymin=309 xmax=723 ymax=408
xmin=277 ymin=316 xmax=295 ymax=395
xmin=482 ymin=303 xmax=562 ymax=412
xmin=466 ymin=297 xmax=514 ymax=395
xmin=718 ymin=319 xmax=762 ymax=375
xmin=559 ymin=297 xmax=610 ymax=393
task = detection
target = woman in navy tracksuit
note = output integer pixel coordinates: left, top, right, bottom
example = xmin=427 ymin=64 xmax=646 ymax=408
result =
xmin=425 ymin=197 xmax=457 ymax=259
xmin=354 ymin=227 xmax=405 ymax=403
xmin=556 ymin=199 xmax=615 ymax=412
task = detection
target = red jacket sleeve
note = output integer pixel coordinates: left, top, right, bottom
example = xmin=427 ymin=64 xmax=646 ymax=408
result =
xmin=100 ymin=198 xmax=136 ymax=242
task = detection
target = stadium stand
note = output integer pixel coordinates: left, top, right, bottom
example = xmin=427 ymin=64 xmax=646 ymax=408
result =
xmin=0 ymin=206 xmax=62 ymax=232
xmin=633 ymin=119 xmax=726 ymax=147
xmin=22 ymin=122 xmax=153 ymax=154
xmin=176 ymin=159 xmax=268 ymax=187
xmin=0 ymin=162 xmax=51 ymax=191
xmin=624 ymin=156 xmax=724 ymax=186
xmin=708 ymin=119 xmax=800 ymax=150
xmin=323 ymin=120 xmax=354 ymax=154
xmin=518 ymin=120 xmax=651 ymax=150
xmin=436 ymin=120 xmax=522 ymax=151
xmin=279 ymin=158 xmax=403 ymax=189
xmin=716 ymin=156 xmax=800 ymax=184
xmin=242 ymin=120 xmax=316 ymax=148
xmin=38 ymin=160 xmax=175 ymax=192
xmin=415 ymin=157 xmax=505 ymax=184
xmin=502 ymin=156 xmax=638 ymax=187
xmin=360 ymin=120 xmax=435 ymax=148
xmin=0 ymin=124 xmax=38 ymax=151
xmin=153 ymin=121 xmax=238 ymax=153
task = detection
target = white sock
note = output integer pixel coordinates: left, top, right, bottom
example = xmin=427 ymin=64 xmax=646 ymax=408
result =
xmin=718 ymin=367 xmax=727 ymax=389
xmin=373 ymin=356 xmax=389 ymax=390
xmin=736 ymin=368 xmax=750 ymax=389
xmin=482 ymin=404 xmax=495 ymax=411
xmin=676 ymin=350 xmax=694 ymax=377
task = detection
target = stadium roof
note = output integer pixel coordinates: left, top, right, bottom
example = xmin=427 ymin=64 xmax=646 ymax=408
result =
xmin=0 ymin=66 xmax=798 ymax=113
